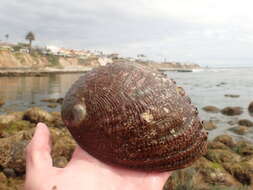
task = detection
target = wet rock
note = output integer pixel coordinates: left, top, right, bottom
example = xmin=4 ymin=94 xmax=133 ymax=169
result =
xmin=214 ymin=134 xmax=236 ymax=148
xmin=23 ymin=107 xmax=54 ymax=123
xmin=205 ymin=149 xmax=241 ymax=164
xmin=207 ymin=141 xmax=231 ymax=151
xmin=0 ymin=112 xmax=24 ymax=126
xmin=164 ymin=157 xmax=241 ymax=190
xmin=224 ymin=94 xmax=240 ymax=98
xmin=249 ymin=102 xmax=253 ymax=115
xmin=227 ymin=119 xmax=239 ymax=126
xmin=0 ymin=99 xmax=4 ymax=107
xmin=230 ymin=126 xmax=249 ymax=135
xmin=216 ymin=82 xmax=227 ymax=87
xmin=238 ymin=119 xmax=253 ymax=127
xmin=0 ymin=172 xmax=8 ymax=190
xmin=223 ymin=162 xmax=253 ymax=186
xmin=56 ymin=98 xmax=64 ymax=104
xmin=41 ymin=97 xmax=64 ymax=104
xmin=235 ymin=141 xmax=253 ymax=156
xmin=0 ymin=129 xmax=34 ymax=173
xmin=0 ymin=120 xmax=34 ymax=138
xmin=51 ymin=128 xmax=76 ymax=161
xmin=47 ymin=103 xmax=58 ymax=108
xmin=221 ymin=106 xmax=243 ymax=116
xmin=202 ymin=106 xmax=220 ymax=113
xmin=50 ymin=112 xmax=65 ymax=128
xmin=53 ymin=156 xmax=68 ymax=168
xmin=41 ymin=98 xmax=58 ymax=103
xmin=0 ymin=127 xmax=75 ymax=174
xmin=3 ymin=168 xmax=16 ymax=178
xmin=203 ymin=120 xmax=218 ymax=130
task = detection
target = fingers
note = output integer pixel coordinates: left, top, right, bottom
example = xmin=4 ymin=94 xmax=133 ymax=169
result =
xmin=26 ymin=123 xmax=53 ymax=173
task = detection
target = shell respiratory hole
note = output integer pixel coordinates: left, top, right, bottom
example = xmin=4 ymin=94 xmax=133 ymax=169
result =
xmin=61 ymin=62 xmax=208 ymax=171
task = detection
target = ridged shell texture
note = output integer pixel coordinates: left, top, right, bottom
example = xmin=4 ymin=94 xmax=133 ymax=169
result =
xmin=61 ymin=62 xmax=208 ymax=171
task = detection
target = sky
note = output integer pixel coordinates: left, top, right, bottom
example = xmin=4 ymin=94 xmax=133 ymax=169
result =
xmin=1 ymin=0 xmax=253 ymax=67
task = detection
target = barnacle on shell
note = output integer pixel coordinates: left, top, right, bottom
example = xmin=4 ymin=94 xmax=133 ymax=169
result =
xmin=61 ymin=62 xmax=208 ymax=171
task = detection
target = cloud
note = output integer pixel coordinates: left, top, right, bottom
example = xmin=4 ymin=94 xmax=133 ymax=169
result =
xmin=1 ymin=0 xmax=253 ymax=66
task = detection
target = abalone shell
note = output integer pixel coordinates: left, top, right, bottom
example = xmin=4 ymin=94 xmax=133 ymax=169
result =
xmin=61 ymin=62 xmax=208 ymax=171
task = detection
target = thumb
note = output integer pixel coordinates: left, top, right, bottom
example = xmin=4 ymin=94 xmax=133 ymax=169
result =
xmin=26 ymin=122 xmax=53 ymax=173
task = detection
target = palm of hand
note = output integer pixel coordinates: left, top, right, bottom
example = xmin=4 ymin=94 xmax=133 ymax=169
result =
xmin=25 ymin=123 xmax=171 ymax=190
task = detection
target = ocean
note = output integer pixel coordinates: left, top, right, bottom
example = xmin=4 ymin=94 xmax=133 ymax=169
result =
xmin=0 ymin=67 xmax=253 ymax=141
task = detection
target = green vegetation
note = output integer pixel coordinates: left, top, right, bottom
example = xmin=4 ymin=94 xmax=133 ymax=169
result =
xmin=47 ymin=54 xmax=59 ymax=66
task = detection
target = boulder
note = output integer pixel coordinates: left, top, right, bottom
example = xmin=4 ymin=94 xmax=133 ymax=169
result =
xmin=249 ymin=101 xmax=253 ymax=115
xmin=0 ymin=112 xmax=24 ymax=126
xmin=214 ymin=135 xmax=236 ymax=148
xmin=223 ymin=162 xmax=253 ymax=186
xmin=205 ymin=149 xmax=241 ymax=164
xmin=202 ymin=106 xmax=220 ymax=113
xmin=0 ymin=127 xmax=75 ymax=173
xmin=23 ymin=107 xmax=54 ymax=123
xmin=47 ymin=103 xmax=58 ymax=108
xmin=238 ymin=119 xmax=253 ymax=127
xmin=229 ymin=126 xmax=249 ymax=135
xmin=224 ymin=94 xmax=240 ymax=98
xmin=0 ymin=99 xmax=4 ymax=107
xmin=221 ymin=106 xmax=243 ymax=116
xmin=164 ymin=157 xmax=241 ymax=190
xmin=203 ymin=121 xmax=218 ymax=130
xmin=207 ymin=141 xmax=231 ymax=151
xmin=235 ymin=141 xmax=253 ymax=156
xmin=0 ymin=120 xmax=34 ymax=138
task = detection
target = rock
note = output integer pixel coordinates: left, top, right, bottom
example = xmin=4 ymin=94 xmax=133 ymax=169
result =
xmin=230 ymin=126 xmax=249 ymax=135
xmin=0 ymin=120 xmax=34 ymax=138
xmin=0 ymin=127 xmax=75 ymax=174
xmin=0 ymin=99 xmax=4 ymax=107
xmin=214 ymin=135 xmax=236 ymax=148
xmin=41 ymin=98 xmax=58 ymax=103
xmin=235 ymin=141 xmax=253 ymax=156
xmin=203 ymin=121 xmax=218 ymax=130
xmin=23 ymin=107 xmax=54 ymax=123
xmin=164 ymin=157 xmax=241 ymax=190
xmin=207 ymin=141 xmax=231 ymax=151
xmin=221 ymin=106 xmax=243 ymax=116
xmin=227 ymin=119 xmax=239 ymax=126
xmin=202 ymin=106 xmax=220 ymax=113
xmin=249 ymin=102 xmax=253 ymax=115
xmin=238 ymin=119 xmax=253 ymax=127
xmin=41 ymin=97 xmax=64 ymax=104
xmin=205 ymin=149 xmax=241 ymax=164
xmin=0 ymin=129 xmax=34 ymax=173
xmin=0 ymin=172 xmax=8 ymax=190
xmin=3 ymin=168 xmax=16 ymax=178
xmin=53 ymin=156 xmax=68 ymax=168
xmin=50 ymin=112 xmax=65 ymax=128
xmin=56 ymin=98 xmax=64 ymax=104
xmin=224 ymin=94 xmax=240 ymax=98
xmin=47 ymin=103 xmax=58 ymax=108
xmin=223 ymin=162 xmax=252 ymax=186
xmin=0 ymin=112 xmax=24 ymax=126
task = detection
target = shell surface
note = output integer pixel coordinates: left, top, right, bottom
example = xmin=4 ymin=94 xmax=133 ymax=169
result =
xmin=61 ymin=62 xmax=208 ymax=171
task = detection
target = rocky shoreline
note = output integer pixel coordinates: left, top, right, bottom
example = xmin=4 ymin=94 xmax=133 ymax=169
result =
xmin=0 ymin=100 xmax=253 ymax=189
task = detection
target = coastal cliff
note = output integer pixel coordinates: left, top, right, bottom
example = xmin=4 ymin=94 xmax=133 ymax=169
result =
xmin=0 ymin=49 xmax=201 ymax=76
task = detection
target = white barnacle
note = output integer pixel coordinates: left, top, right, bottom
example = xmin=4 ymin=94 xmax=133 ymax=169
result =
xmin=141 ymin=112 xmax=154 ymax=122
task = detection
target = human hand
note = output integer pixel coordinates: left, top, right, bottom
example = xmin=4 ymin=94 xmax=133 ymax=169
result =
xmin=25 ymin=123 xmax=171 ymax=190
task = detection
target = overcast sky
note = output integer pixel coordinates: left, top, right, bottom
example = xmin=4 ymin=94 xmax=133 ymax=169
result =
xmin=1 ymin=0 xmax=253 ymax=66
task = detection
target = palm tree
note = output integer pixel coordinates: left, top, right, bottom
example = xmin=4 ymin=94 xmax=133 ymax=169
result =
xmin=25 ymin=32 xmax=35 ymax=53
xmin=5 ymin=34 xmax=9 ymax=41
